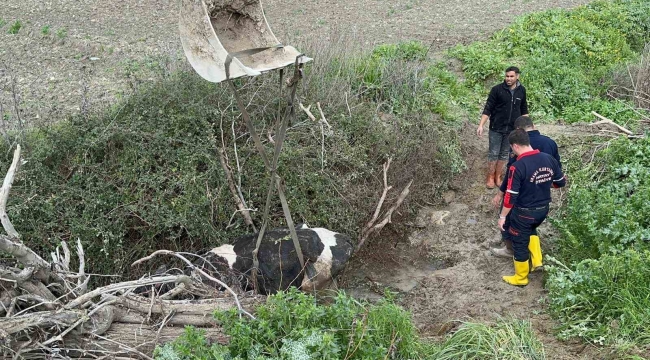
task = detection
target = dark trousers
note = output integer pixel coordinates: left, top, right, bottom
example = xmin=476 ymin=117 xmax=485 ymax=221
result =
xmin=504 ymin=205 xmax=549 ymax=262
xmin=488 ymin=130 xmax=510 ymax=161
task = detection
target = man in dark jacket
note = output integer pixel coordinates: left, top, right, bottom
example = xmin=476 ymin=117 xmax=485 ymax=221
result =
xmin=490 ymin=116 xmax=562 ymax=270
xmin=498 ymin=129 xmax=565 ymax=286
xmin=477 ymin=66 xmax=529 ymax=188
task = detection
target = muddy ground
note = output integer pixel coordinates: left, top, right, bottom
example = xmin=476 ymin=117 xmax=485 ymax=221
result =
xmin=2 ymin=0 xmax=606 ymax=358
xmin=341 ymin=123 xmax=606 ymax=359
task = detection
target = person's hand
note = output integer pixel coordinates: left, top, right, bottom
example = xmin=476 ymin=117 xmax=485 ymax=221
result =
xmin=477 ymin=125 xmax=484 ymax=137
xmin=498 ymin=216 xmax=506 ymax=231
xmin=492 ymin=192 xmax=503 ymax=209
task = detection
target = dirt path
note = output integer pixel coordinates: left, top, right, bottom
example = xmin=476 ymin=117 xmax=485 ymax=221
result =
xmin=341 ymin=123 xmax=602 ymax=359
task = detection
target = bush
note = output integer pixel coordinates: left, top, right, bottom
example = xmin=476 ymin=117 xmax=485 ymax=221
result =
xmin=450 ymin=0 xmax=650 ymax=124
xmin=546 ymin=251 xmax=650 ymax=347
xmin=0 ymin=39 xmax=462 ymax=280
xmin=552 ymin=136 xmax=650 ymax=265
xmin=432 ymin=319 xmax=546 ymax=360
xmin=154 ymin=288 xmax=435 ymax=359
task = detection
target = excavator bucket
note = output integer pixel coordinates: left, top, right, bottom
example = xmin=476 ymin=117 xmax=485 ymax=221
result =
xmin=179 ymin=0 xmax=311 ymax=83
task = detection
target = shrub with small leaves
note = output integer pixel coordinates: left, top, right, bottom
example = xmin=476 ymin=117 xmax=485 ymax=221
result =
xmin=154 ymin=288 xmax=435 ymax=359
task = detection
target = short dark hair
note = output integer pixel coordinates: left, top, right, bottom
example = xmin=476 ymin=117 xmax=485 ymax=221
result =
xmin=514 ymin=115 xmax=534 ymax=130
xmin=509 ymin=129 xmax=530 ymax=146
xmin=505 ymin=66 xmax=520 ymax=74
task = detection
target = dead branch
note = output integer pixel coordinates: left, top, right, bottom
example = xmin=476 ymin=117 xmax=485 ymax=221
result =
xmin=131 ymin=250 xmax=254 ymax=319
xmin=65 ymin=275 xmax=191 ymax=310
xmin=357 ymin=158 xmax=413 ymax=252
xmin=590 ymin=111 xmax=634 ymax=135
xmin=218 ymin=147 xmax=256 ymax=230
xmin=0 ymin=236 xmax=51 ymax=280
xmin=299 ymin=103 xmax=316 ymax=121
xmin=316 ymin=102 xmax=333 ymax=133
xmin=0 ymin=144 xmax=22 ymax=239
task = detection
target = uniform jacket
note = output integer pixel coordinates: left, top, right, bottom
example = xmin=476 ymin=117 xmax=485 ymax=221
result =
xmin=503 ymin=150 xmax=566 ymax=209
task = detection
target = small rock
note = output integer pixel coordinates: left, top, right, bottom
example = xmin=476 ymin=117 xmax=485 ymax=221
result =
xmin=442 ymin=190 xmax=455 ymax=204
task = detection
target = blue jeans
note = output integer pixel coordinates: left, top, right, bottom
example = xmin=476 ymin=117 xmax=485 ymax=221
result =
xmin=488 ymin=130 xmax=510 ymax=161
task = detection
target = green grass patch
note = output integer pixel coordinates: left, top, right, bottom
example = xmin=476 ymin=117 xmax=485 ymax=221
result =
xmin=432 ymin=319 xmax=546 ymax=360
xmin=7 ymin=20 xmax=22 ymax=34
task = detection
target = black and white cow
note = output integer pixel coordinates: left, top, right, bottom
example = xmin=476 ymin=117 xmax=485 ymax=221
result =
xmin=196 ymin=225 xmax=353 ymax=294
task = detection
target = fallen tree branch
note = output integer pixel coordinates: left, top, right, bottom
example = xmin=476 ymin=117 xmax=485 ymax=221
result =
xmin=65 ymin=275 xmax=191 ymax=310
xmin=357 ymin=158 xmax=413 ymax=253
xmin=0 ymin=144 xmax=21 ymax=239
xmin=0 ymin=236 xmax=51 ymax=279
xmin=131 ymin=250 xmax=254 ymax=319
xmin=590 ymin=111 xmax=634 ymax=135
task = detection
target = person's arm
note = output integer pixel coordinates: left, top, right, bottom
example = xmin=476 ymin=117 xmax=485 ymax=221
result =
xmin=552 ymin=141 xmax=562 ymax=170
xmin=492 ymin=155 xmax=514 ymax=208
xmin=520 ymin=87 xmax=529 ymax=116
xmin=552 ymin=159 xmax=567 ymax=189
xmin=478 ymin=87 xmax=497 ymax=137
xmin=498 ymin=164 xmax=521 ymax=230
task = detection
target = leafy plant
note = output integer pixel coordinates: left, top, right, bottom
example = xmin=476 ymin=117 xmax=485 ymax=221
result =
xmin=154 ymin=288 xmax=435 ymax=359
xmin=449 ymin=0 xmax=650 ymax=124
xmin=552 ymin=136 xmax=650 ymax=265
xmin=546 ymin=251 xmax=650 ymax=347
xmin=41 ymin=25 xmax=50 ymax=35
xmin=56 ymin=27 xmax=67 ymax=39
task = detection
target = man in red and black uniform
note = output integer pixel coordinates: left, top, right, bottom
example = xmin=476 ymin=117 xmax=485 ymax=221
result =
xmin=491 ymin=116 xmax=562 ymax=268
xmin=498 ymin=129 xmax=566 ymax=286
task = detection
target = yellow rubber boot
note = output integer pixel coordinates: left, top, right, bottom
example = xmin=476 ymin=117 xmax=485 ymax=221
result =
xmin=529 ymin=235 xmax=543 ymax=272
xmin=502 ymin=260 xmax=529 ymax=286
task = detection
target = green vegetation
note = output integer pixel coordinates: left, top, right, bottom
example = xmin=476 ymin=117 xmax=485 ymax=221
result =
xmin=552 ymin=136 xmax=650 ymax=264
xmin=7 ymin=20 xmax=22 ymax=34
xmin=154 ymin=288 xmax=435 ymax=359
xmin=432 ymin=320 xmax=546 ymax=360
xmin=546 ymin=136 xmax=650 ymax=351
xmin=56 ymin=27 xmax=67 ymax=39
xmin=0 ymin=19 xmax=7 ymax=29
xmin=154 ymin=290 xmax=547 ymax=360
xmin=1 ymin=41 xmax=460 ymax=280
xmin=41 ymin=25 xmax=50 ymax=35
xmin=450 ymin=0 xmax=650 ymax=124
xmin=547 ymin=251 xmax=650 ymax=347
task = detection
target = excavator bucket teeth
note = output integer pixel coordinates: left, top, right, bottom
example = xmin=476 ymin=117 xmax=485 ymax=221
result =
xmin=179 ymin=0 xmax=311 ymax=83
